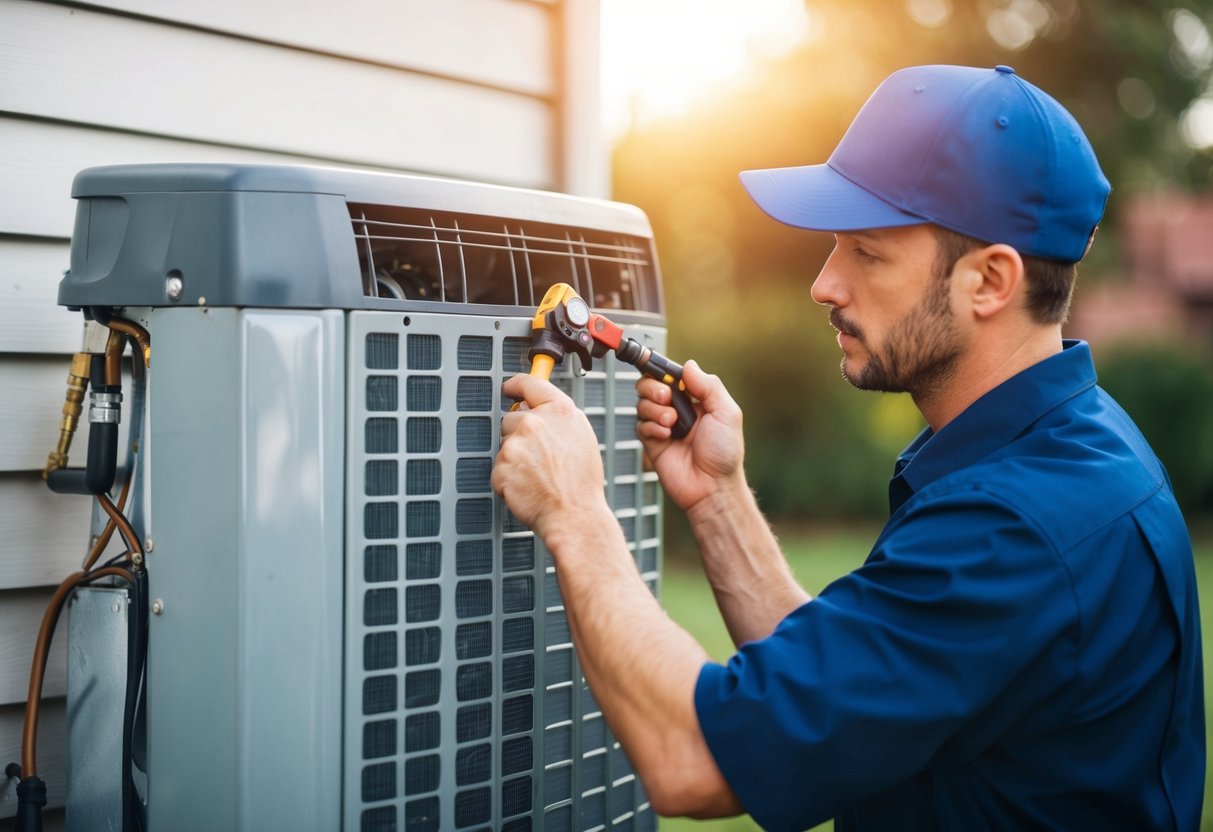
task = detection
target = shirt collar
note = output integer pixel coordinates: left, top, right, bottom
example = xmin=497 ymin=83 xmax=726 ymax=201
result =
xmin=889 ymin=340 xmax=1098 ymax=512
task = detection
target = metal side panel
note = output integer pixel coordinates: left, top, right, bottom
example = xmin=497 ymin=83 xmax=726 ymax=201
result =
xmin=343 ymin=311 xmax=662 ymax=832
xmin=66 ymin=586 xmax=129 ymax=832
xmin=145 ymin=307 xmax=344 ymax=831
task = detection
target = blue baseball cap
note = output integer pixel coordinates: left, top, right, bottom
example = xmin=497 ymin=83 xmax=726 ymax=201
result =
xmin=739 ymin=65 xmax=1110 ymax=263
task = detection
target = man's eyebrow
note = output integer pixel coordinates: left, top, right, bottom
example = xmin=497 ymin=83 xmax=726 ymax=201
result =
xmin=842 ymin=230 xmax=884 ymax=245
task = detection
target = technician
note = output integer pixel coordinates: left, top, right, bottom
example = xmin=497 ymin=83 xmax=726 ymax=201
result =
xmin=492 ymin=64 xmax=1204 ymax=830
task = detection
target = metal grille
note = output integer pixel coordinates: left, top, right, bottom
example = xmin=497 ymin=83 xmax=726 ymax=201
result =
xmin=402 ymin=676 xmax=437 ymax=711
xmin=366 ymin=460 xmax=398 ymax=496
xmin=346 ymin=311 xmax=662 ymax=831
xmin=350 ymin=205 xmax=659 ymax=313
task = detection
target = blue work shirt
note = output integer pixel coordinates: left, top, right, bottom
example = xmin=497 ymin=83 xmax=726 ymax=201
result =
xmin=695 ymin=341 xmax=1204 ymax=831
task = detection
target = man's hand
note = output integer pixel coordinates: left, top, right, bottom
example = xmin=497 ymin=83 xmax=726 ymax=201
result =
xmin=638 ymin=361 xmax=808 ymax=644
xmin=635 ymin=360 xmax=746 ymax=512
xmin=493 ymin=372 xmax=610 ymax=543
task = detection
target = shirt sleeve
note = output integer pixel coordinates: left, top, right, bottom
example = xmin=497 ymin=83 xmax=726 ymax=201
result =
xmin=693 ymin=488 xmax=1078 ymax=832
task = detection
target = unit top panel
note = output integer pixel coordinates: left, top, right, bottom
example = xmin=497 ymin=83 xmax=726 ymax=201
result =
xmin=62 ymin=164 xmax=663 ymax=316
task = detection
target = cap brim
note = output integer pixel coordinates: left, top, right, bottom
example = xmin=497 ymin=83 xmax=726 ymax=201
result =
xmin=739 ymin=164 xmax=926 ymax=232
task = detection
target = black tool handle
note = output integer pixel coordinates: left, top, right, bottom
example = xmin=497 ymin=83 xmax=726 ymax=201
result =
xmin=617 ymin=340 xmax=697 ymax=438
xmin=666 ymin=385 xmax=697 ymax=439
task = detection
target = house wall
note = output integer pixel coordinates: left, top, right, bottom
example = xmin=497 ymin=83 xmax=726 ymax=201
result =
xmin=0 ymin=0 xmax=604 ymax=823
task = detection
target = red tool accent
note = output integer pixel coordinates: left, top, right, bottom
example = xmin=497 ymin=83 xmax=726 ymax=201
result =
xmin=587 ymin=314 xmax=624 ymax=351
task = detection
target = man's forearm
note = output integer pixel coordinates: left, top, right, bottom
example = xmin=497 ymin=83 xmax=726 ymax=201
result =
xmin=492 ymin=370 xmax=742 ymax=815
xmin=544 ymin=506 xmax=741 ymax=817
xmin=686 ymin=480 xmax=810 ymax=647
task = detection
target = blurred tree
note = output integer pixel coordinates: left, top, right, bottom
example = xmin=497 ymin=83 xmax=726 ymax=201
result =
xmin=613 ymin=0 xmax=1213 ymax=527
xmin=1096 ymin=342 xmax=1213 ymax=518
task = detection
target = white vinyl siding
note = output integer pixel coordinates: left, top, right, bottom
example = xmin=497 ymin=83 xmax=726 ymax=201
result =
xmin=0 ymin=0 xmax=602 ymax=822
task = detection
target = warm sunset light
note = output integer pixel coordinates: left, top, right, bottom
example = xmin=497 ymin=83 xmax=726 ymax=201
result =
xmin=599 ymin=0 xmax=816 ymax=138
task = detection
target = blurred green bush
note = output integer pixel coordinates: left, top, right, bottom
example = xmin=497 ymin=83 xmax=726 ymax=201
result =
xmin=1095 ymin=340 xmax=1213 ymax=521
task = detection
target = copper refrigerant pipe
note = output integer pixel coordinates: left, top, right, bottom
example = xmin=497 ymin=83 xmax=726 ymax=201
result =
xmin=21 ymin=566 xmax=134 ymax=776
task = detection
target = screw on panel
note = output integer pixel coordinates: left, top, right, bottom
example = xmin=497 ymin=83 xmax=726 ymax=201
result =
xmin=166 ymin=274 xmax=184 ymax=301
xmin=151 ymin=599 xmax=164 ymax=615
xmin=144 ymin=538 xmax=154 ymax=553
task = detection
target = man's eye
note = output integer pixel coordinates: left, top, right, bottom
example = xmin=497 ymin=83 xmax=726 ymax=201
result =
xmin=854 ymin=247 xmax=878 ymax=263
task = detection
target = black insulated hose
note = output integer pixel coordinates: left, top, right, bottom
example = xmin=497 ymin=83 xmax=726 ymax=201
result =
xmin=13 ymin=772 xmax=46 ymax=832
xmin=85 ymin=384 xmax=121 ymax=495
xmin=45 ymin=468 xmax=91 ymax=495
xmin=122 ymin=570 xmax=149 ymax=831
xmin=85 ymin=419 xmax=118 ymax=494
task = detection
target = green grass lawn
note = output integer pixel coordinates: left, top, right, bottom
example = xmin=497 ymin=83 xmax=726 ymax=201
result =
xmin=1194 ymin=541 xmax=1213 ymax=832
xmin=658 ymin=525 xmax=1213 ymax=831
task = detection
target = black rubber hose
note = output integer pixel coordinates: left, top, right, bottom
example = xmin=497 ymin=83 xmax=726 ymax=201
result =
xmin=85 ymin=420 xmax=119 ymax=495
xmin=89 ymin=353 xmax=107 ymax=389
xmin=13 ymin=774 xmax=46 ymax=832
xmin=85 ymin=350 xmax=119 ymax=494
xmin=45 ymin=468 xmax=91 ymax=495
xmin=122 ymin=570 xmax=149 ymax=832
xmin=87 ymin=305 xmax=114 ymax=326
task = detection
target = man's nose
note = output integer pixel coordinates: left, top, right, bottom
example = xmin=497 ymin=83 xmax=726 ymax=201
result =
xmin=811 ymin=251 xmax=847 ymax=308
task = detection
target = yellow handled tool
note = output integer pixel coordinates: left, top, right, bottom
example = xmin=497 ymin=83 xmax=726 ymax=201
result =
xmin=522 ymin=283 xmax=697 ymax=438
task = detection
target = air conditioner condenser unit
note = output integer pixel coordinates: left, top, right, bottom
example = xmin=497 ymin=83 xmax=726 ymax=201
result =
xmin=55 ymin=163 xmax=669 ymax=832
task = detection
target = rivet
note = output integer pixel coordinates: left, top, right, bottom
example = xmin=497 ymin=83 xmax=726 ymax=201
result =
xmin=152 ymin=599 xmax=164 ymax=615
xmin=166 ymin=275 xmax=184 ymax=301
xmin=145 ymin=537 xmax=154 ymax=553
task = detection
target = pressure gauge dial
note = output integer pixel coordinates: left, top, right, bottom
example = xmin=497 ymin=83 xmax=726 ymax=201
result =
xmin=565 ymin=296 xmax=590 ymax=327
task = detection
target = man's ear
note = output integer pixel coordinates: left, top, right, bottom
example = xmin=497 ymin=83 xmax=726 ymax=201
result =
xmin=962 ymin=244 xmax=1024 ymax=320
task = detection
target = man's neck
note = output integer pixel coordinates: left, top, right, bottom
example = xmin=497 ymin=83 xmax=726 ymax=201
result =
xmin=914 ymin=326 xmax=1063 ymax=432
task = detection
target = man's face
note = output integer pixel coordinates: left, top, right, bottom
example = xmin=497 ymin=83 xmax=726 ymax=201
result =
xmin=811 ymin=225 xmax=963 ymax=397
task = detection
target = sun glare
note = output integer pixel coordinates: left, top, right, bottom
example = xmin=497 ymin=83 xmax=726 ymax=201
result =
xmin=600 ymin=0 xmax=814 ymax=139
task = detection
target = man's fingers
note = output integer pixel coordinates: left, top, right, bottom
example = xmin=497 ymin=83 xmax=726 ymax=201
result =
xmin=636 ymin=417 xmax=673 ymax=442
xmin=636 ymin=397 xmax=676 ymax=429
xmin=503 ymin=372 xmax=567 ymax=409
xmin=636 ymin=376 xmax=673 ymax=405
xmin=682 ymin=360 xmax=741 ymax=424
xmin=679 ymin=360 xmax=716 ymax=404
xmin=499 ymin=410 xmax=525 ymax=438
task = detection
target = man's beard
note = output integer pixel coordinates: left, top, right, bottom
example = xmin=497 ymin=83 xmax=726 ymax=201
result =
xmin=830 ymin=275 xmax=961 ymax=397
